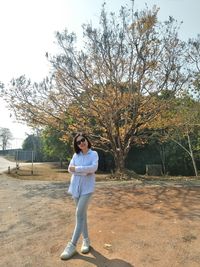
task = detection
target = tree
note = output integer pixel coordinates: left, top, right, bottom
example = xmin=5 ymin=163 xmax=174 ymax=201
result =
xmin=151 ymin=93 xmax=200 ymax=176
xmin=0 ymin=128 xmax=13 ymax=150
xmin=0 ymin=4 xmax=191 ymax=173
xmin=22 ymin=133 xmax=44 ymax=161
xmin=41 ymin=127 xmax=72 ymax=166
xmin=188 ymin=34 xmax=200 ymax=100
xmin=157 ymin=36 xmax=200 ymax=176
xmin=171 ymin=98 xmax=200 ymax=176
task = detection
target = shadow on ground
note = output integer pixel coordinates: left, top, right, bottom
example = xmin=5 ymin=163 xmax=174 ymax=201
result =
xmin=22 ymin=180 xmax=200 ymax=221
xmin=65 ymin=247 xmax=134 ymax=267
xmin=93 ymin=184 xmax=200 ymax=221
xmin=23 ymin=182 xmax=70 ymax=199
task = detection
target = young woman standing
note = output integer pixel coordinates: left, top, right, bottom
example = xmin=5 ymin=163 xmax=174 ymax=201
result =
xmin=60 ymin=133 xmax=99 ymax=260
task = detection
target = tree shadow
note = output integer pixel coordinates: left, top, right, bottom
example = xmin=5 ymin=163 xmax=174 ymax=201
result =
xmin=93 ymin=183 xmax=200 ymax=221
xmin=23 ymin=182 xmax=70 ymax=199
xmin=70 ymin=247 xmax=134 ymax=267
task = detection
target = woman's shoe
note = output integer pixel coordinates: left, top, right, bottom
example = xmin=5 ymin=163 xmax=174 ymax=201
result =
xmin=60 ymin=241 xmax=77 ymax=260
xmin=81 ymin=238 xmax=90 ymax=254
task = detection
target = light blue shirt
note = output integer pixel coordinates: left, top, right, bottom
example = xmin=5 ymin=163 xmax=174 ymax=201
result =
xmin=68 ymin=149 xmax=99 ymax=198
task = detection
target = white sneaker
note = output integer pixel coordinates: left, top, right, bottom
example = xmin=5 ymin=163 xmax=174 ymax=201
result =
xmin=81 ymin=238 xmax=90 ymax=254
xmin=60 ymin=241 xmax=77 ymax=260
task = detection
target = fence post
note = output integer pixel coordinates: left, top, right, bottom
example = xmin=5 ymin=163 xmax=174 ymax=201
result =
xmin=31 ymin=151 xmax=34 ymax=175
xmin=15 ymin=150 xmax=18 ymax=174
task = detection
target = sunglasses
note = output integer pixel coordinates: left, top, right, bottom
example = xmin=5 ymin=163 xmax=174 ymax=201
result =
xmin=76 ymin=137 xmax=86 ymax=145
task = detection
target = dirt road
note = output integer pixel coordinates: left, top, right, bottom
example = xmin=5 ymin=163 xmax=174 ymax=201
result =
xmin=0 ymin=172 xmax=200 ymax=267
xmin=0 ymin=156 xmax=38 ymax=174
xmin=0 ymin=156 xmax=17 ymax=173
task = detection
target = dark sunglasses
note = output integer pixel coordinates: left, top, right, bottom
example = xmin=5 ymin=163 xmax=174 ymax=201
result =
xmin=76 ymin=137 xmax=86 ymax=145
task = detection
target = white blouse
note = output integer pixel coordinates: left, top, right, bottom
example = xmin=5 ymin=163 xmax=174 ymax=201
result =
xmin=68 ymin=149 xmax=99 ymax=198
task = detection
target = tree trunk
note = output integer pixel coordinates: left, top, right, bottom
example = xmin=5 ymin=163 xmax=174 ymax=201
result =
xmin=187 ymin=131 xmax=198 ymax=177
xmin=159 ymin=144 xmax=166 ymax=175
xmin=113 ymin=150 xmax=126 ymax=173
xmin=172 ymin=132 xmax=198 ymax=177
xmin=60 ymin=158 xmax=63 ymax=168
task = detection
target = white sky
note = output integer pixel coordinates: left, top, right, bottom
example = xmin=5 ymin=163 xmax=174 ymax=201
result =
xmin=0 ymin=0 xmax=200 ymax=148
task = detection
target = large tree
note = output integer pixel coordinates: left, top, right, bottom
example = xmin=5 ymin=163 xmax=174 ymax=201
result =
xmin=1 ymin=4 xmax=191 ymax=173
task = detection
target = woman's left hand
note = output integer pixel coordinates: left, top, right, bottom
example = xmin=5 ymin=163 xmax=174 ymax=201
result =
xmin=69 ymin=166 xmax=76 ymax=172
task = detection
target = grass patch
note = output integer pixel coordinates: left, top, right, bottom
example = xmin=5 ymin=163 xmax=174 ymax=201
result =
xmin=6 ymin=162 xmax=200 ymax=185
xmin=7 ymin=162 xmax=109 ymax=182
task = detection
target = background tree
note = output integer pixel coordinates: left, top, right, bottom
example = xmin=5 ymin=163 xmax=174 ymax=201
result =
xmin=22 ymin=133 xmax=44 ymax=161
xmin=0 ymin=4 xmax=191 ymax=174
xmin=41 ymin=127 xmax=72 ymax=166
xmin=188 ymin=34 xmax=200 ymax=100
xmin=171 ymin=97 xmax=200 ymax=176
xmin=151 ymin=93 xmax=200 ymax=176
xmin=0 ymin=127 xmax=13 ymax=150
xmin=147 ymin=34 xmax=200 ymax=176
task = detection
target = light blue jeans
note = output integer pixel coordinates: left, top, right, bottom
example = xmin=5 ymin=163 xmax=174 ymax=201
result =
xmin=71 ymin=193 xmax=92 ymax=246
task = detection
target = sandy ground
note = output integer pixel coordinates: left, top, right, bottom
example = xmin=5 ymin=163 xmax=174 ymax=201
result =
xmin=0 ymin=171 xmax=200 ymax=267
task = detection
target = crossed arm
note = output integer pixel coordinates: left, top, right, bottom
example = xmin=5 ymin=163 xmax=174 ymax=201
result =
xmin=68 ymin=153 xmax=98 ymax=176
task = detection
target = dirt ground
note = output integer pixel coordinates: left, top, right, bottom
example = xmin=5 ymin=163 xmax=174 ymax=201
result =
xmin=0 ymin=164 xmax=200 ymax=267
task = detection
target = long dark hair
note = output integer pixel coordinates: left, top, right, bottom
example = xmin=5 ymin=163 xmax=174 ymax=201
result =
xmin=73 ymin=133 xmax=92 ymax=154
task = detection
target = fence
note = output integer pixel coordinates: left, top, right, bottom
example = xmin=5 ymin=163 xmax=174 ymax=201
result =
xmin=0 ymin=149 xmax=36 ymax=162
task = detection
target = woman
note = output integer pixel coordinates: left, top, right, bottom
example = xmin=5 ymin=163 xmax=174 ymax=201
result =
xmin=60 ymin=133 xmax=99 ymax=260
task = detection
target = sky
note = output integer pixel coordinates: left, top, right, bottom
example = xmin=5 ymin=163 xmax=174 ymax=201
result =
xmin=0 ymin=0 xmax=200 ymax=148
